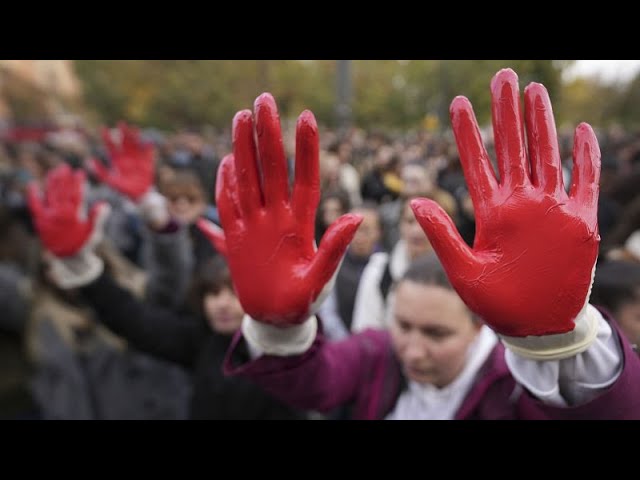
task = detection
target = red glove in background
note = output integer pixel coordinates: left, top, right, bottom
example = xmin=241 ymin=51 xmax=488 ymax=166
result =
xmin=198 ymin=93 xmax=362 ymax=326
xmin=90 ymin=122 xmax=154 ymax=201
xmin=27 ymin=164 xmax=108 ymax=257
xmin=411 ymin=68 xmax=600 ymax=337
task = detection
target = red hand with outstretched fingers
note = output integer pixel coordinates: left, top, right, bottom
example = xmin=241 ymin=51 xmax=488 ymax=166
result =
xmin=27 ymin=164 xmax=108 ymax=257
xmin=198 ymin=94 xmax=362 ymax=326
xmin=411 ymin=69 xmax=600 ymax=337
xmin=90 ymin=122 xmax=154 ymax=201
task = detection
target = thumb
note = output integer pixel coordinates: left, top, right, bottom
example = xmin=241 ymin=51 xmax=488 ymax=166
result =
xmin=410 ymin=198 xmax=478 ymax=273
xmin=196 ymin=218 xmax=228 ymax=257
xmin=306 ymin=213 xmax=363 ymax=296
xmin=89 ymin=157 xmax=111 ymax=184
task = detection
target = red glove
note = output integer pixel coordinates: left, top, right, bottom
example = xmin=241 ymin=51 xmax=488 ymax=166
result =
xmin=198 ymin=93 xmax=362 ymax=326
xmin=197 ymin=219 xmax=228 ymax=257
xmin=27 ymin=164 xmax=108 ymax=257
xmin=411 ymin=69 xmax=600 ymax=338
xmin=90 ymin=122 xmax=154 ymax=201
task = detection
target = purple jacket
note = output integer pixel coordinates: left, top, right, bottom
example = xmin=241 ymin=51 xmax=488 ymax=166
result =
xmin=223 ymin=313 xmax=640 ymax=419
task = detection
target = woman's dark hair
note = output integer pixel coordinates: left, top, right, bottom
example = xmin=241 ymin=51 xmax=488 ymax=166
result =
xmin=400 ymin=253 xmax=480 ymax=322
xmin=315 ymin=188 xmax=352 ymax=245
xmin=590 ymin=260 xmax=640 ymax=315
xmin=159 ymin=169 xmax=206 ymax=202
xmin=400 ymin=253 xmax=452 ymax=290
xmin=189 ymin=255 xmax=234 ymax=317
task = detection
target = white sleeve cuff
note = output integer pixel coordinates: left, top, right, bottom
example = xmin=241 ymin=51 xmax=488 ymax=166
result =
xmin=241 ymin=315 xmax=318 ymax=357
xmin=500 ymin=304 xmax=600 ymax=361
xmin=48 ymin=251 xmax=105 ymax=289
xmin=505 ymin=306 xmax=623 ymax=407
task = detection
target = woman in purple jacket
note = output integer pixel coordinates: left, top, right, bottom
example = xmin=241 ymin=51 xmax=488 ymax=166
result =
xmin=198 ymin=69 xmax=640 ymax=420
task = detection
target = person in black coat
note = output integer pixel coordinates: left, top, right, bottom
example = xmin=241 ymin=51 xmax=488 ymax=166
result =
xmin=78 ymin=255 xmax=307 ymax=420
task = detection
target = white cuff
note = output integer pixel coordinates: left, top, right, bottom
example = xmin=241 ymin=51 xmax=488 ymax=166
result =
xmin=505 ymin=307 xmax=622 ymax=407
xmin=500 ymin=304 xmax=600 ymax=361
xmin=241 ymin=315 xmax=318 ymax=357
xmin=48 ymin=250 xmax=105 ymax=289
xmin=138 ymin=190 xmax=170 ymax=229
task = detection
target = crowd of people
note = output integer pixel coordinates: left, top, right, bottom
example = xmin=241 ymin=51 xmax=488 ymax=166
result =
xmin=1 ymin=67 xmax=639 ymax=419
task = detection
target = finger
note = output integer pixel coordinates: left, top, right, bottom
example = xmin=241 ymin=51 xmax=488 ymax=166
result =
xmin=292 ymin=110 xmax=320 ymax=230
xmin=490 ymin=69 xmax=529 ymax=188
xmin=524 ymin=82 xmax=564 ymax=195
xmin=196 ymin=218 xmax=228 ymax=257
xmin=120 ymin=122 xmax=141 ymax=152
xmin=233 ymin=109 xmax=263 ymax=214
xmin=254 ymin=93 xmax=290 ymax=207
xmin=410 ymin=198 xmax=478 ymax=276
xmin=46 ymin=163 xmax=72 ymax=207
xmin=306 ymin=213 xmax=363 ymax=299
xmin=215 ymin=154 xmax=244 ymax=235
xmin=450 ymin=96 xmax=498 ymax=217
xmin=569 ymin=123 xmax=601 ymax=223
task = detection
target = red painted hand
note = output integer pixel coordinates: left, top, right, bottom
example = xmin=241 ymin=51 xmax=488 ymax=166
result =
xmin=198 ymin=94 xmax=362 ymax=326
xmin=27 ymin=164 xmax=108 ymax=257
xmin=90 ymin=122 xmax=154 ymax=201
xmin=411 ymin=69 xmax=600 ymax=337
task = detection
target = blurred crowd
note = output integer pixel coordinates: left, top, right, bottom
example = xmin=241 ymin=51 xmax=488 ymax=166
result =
xmin=1 ymin=117 xmax=639 ymax=420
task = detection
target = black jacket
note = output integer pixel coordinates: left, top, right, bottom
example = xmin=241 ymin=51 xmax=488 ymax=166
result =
xmin=81 ymin=273 xmax=305 ymax=420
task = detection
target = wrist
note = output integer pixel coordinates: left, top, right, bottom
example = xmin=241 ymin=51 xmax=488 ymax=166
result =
xmin=241 ymin=315 xmax=318 ymax=356
xmin=47 ymin=250 xmax=105 ymax=289
xmin=500 ymin=303 xmax=600 ymax=361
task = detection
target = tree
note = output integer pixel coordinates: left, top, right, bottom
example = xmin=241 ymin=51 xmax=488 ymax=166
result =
xmin=74 ymin=60 xmax=572 ymax=131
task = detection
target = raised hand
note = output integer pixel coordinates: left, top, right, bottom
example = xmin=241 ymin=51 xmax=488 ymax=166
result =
xmin=27 ymin=163 xmax=109 ymax=258
xmin=90 ymin=122 xmax=154 ymax=201
xmin=198 ymin=94 xmax=362 ymax=326
xmin=411 ymin=69 xmax=600 ymax=338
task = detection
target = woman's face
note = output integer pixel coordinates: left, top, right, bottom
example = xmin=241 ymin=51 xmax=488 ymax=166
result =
xmin=390 ymin=280 xmax=481 ymax=388
xmin=203 ymin=287 xmax=245 ymax=335
xmin=166 ymin=187 xmax=206 ymax=225
xmin=349 ymin=208 xmax=381 ymax=258
xmin=399 ymin=202 xmax=431 ymax=260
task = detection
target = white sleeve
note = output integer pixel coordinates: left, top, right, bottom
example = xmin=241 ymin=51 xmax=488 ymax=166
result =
xmin=317 ymin=290 xmax=350 ymax=341
xmin=505 ymin=305 xmax=623 ymax=407
xmin=351 ymin=253 xmax=388 ymax=333
xmin=242 ymin=315 xmax=318 ymax=358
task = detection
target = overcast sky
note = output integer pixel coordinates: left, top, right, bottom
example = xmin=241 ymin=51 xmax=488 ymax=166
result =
xmin=563 ymin=60 xmax=640 ymax=83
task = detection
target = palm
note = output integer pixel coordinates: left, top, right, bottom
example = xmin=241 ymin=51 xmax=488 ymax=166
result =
xmin=225 ymin=205 xmax=318 ymax=325
xmin=465 ymin=189 xmax=597 ymax=336
xmin=94 ymin=123 xmax=154 ymax=200
xmin=27 ymin=164 xmax=94 ymax=257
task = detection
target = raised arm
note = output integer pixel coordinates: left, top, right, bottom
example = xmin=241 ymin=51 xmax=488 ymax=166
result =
xmin=411 ymin=69 xmax=639 ymax=411
xmin=198 ymin=94 xmax=380 ymax=412
xmin=27 ymin=164 xmax=201 ymax=368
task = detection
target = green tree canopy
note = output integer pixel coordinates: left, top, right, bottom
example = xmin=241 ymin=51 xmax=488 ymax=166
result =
xmin=74 ymin=60 xmax=574 ymax=131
